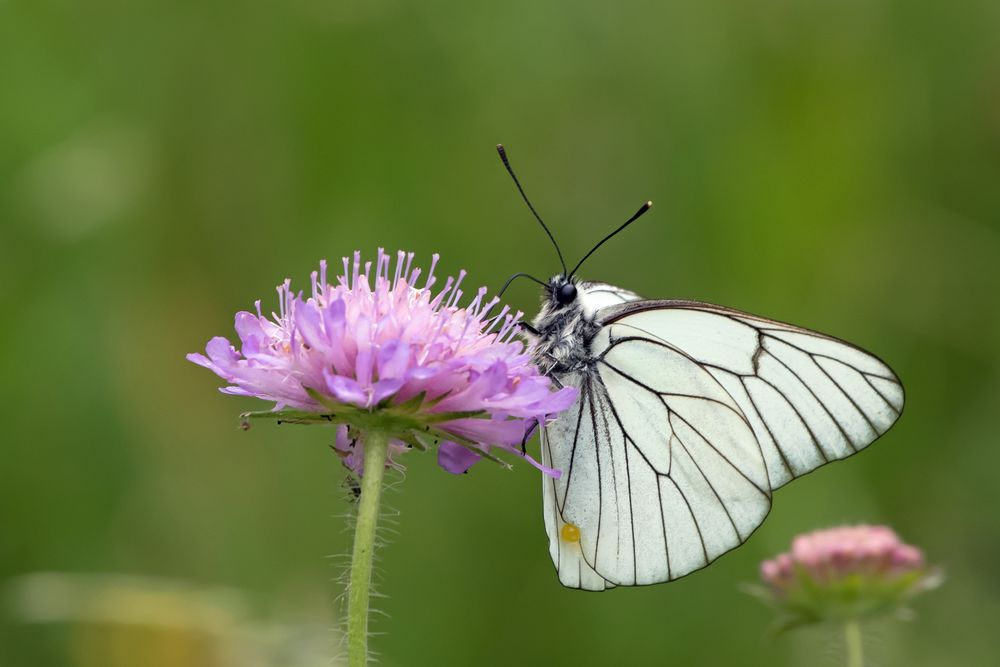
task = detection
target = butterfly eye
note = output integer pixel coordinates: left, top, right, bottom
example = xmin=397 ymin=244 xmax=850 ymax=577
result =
xmin=556 ymin=282 xmax=577 ymax=305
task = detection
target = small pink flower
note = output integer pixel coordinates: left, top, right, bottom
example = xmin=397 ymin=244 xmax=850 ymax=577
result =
xmin=753 ymin=525 xmax=940 ymax=628
xmin=189 ymin=249 xmax=576 ymax=476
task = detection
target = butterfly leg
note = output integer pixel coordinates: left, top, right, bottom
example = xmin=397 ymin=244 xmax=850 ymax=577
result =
xmin=520 ymin=418 xmax=540 ymax=454
xmin=519 ymin=322 xmax=541 ymax=336
xmin=542 ymin=358 xmax=565 ymax=384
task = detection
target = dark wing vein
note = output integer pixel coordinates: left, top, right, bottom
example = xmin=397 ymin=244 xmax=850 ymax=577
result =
xmin=808 ymin=352 xmax=880 ymax=437
xmin=588 ymin=378 xmax=604 ymax=568
xmin=559 ymin=388 xmax=588 ymax=514
xmin=672 ymin=475 xmax=709 ymax=565
xmin=543 ymin=423 xmax=562 ymax=570
xmin=655 ymin=474 xmax=672 ymax=580
xmin=666 ymin=407 xmax=743 ymax=541
xmin=738 ymin=375 xmax=795 ymax=477
xmin=752 ymin=367 xmax=830 ymax=463
xmin=623 ymin=426 xmax=637 ymax=584
xmin=593 ymin=381 xmax=620 ymax=549
xmin=861 ymin=372 xmax=902 ymax=416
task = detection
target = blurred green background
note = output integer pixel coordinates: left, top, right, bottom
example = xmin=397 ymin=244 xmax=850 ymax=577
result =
xmin=2 ymin=0 xmax=998 ymax=665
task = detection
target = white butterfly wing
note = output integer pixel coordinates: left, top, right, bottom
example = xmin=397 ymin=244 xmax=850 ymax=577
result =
xmin=540 ymin=374 xmax=616 ymax=591
xmin=541 ymin=299 xmax=903 ymax=589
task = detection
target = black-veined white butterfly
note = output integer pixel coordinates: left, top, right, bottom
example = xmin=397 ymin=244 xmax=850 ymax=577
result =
xmin=496 ymin=145 xmax=904 ymax=591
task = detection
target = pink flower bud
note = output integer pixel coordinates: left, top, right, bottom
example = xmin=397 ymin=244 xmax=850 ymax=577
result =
xmin=752 ymin=524 xmax=940 ymax=627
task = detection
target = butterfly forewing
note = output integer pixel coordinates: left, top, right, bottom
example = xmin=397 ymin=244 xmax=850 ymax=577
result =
xmin=600 ymin=300 xmax=904 ymax=490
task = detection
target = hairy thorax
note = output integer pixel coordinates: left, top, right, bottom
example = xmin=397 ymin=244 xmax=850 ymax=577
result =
xmin=528 ymin=301 xmax=601 ymax=376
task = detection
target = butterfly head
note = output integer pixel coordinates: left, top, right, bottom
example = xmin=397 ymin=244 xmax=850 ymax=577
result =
xmin=550 ymin=275 xmax=579 ymax=308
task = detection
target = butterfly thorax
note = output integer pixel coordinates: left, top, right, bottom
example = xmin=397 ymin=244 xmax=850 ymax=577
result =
xmin=527 ymin=278 xmax=642 ymax=376
xmin=529 ymin=301 xmax=599 ymax=375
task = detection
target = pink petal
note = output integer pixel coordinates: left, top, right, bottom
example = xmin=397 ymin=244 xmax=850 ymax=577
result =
xmin=437 ymin=440 xmax=481 ymax=474
xmin=325 ymin=371 xmax=367 ymax=406
xmin=371 ymin=378 xmax=405 ymax=404
xmin=377 ymin=340 xmax=412 ymax=380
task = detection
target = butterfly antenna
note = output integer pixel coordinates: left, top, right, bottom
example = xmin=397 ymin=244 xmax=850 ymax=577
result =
xmin=569 ymin=200 xmax=652 ymax=277
xmin=497 ymin=271 xmax=548 ymax=298
xmin=496 ymin=144 xmax=568 ymax=276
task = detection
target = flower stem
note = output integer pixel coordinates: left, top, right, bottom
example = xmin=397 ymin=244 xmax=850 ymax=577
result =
xmin=844 ymin=620 xmax=864 ymax=667
xmin=347 ymin=430 xmax=389 ymax=667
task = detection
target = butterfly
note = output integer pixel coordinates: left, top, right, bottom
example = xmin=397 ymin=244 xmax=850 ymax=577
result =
xmin=495 ymin=145 xmax=904 ymax=590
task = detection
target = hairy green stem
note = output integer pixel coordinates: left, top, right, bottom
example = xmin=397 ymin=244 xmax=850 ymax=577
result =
xmin=347 ymin=430 xmax=388 ymax=667
xmin=844 ymin=619 xmax=864 ymax=667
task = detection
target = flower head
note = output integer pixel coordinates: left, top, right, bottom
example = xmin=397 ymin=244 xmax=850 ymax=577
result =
xmin=188 ymin=249 xmax=576 ymax=476
xmin=753 ymin=525 xmax=940 ymax=629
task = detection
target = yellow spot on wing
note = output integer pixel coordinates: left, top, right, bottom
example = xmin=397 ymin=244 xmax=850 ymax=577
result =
xmin=561 ymin=523 xmax=581 ymax=543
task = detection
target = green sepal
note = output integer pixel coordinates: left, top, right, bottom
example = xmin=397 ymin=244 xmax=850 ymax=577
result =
xmin=746 ymin=566 xmax=943 ymax=633
xmin=240 ymin=409 xmax=341 ymax=428
xmin=410 ymin=430 xmax=437 ymax=451
xmin=393 ymin=391 xmax=428 ymax=414
xmin=396 ymin=430 xmax=429 ymax=451
xmin=304 ymin=387 xmax=348 ymax=413
xmin=239 ymin=391 xmax=517 ymax=472
xmin=423 ymin=410 xmax=489 ymax=424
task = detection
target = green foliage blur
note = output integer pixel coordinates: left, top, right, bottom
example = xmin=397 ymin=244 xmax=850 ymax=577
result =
xmin=2 ymin=0 xmax=998 ymax=665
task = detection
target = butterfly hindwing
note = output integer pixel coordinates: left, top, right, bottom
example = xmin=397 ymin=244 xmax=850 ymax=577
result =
xmin=540 ymin=376 xmax=615 ymax=591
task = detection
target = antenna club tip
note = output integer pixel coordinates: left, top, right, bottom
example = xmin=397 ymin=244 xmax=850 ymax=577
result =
xmin=646 ymin=200 xmax=653 ymax=207
xmin=496 ymin=144 xmax=506 ymax=152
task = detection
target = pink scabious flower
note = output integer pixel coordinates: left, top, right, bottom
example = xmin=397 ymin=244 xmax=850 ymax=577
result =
xmin=187 ymin=249 xmax=576 ymax=476
xmin=753 ymin=525 xmax=940 ymax=629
